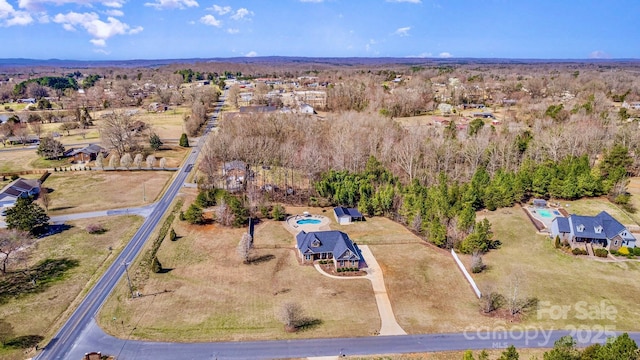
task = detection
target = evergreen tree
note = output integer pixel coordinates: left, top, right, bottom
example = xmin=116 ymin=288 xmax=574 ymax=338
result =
xmin=498 ymin=345 xmax=519 ymax=360
xmin=151 ymin=256 xmax=162 ymax=273
xmin=543 ymin=336 xmax=581 ymax=360
xmin=149 ymin=133 xmax=163 ymax=151
xmin=179 ymin=133 xmax=190 ymax=147
xmin=184 ymin=204 xmax=204 ymax=224
xmin=5 ymin=197 xmax=49 ymax=234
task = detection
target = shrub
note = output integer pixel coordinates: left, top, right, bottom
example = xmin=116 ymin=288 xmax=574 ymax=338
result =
xmin=471 ymin=251 xmax=486 ymax=273
xmin=169 ymin=228 xmax=177 ymax=241
xmin=572 ymin=248 xmax=587 ymax=255
xmin=554 ymin=235 xmax=561 ymax=249
xmin=184 ymin=204 xmax=205 ymax=224
xmin=151 ymin=256 xmax=162 ymax=273
xmin=618 ymin=246 xmax=630 ymax=255
xmin=179 ymin=133 xmax=190 ymax=147
xmin=271 ymin=204 xmax=286 ymax=221
xmin=179 ymin=211 xmax=185 ymax=221
xmin=259 ymin=205 xmax=271 ymax=219
xmin=86 ymin=223 xmax=106 ymax=234
xmin=633 ymin=247 xmax=640 ymax=256
xmin=594 ymin=248 xmax=609 ymax=258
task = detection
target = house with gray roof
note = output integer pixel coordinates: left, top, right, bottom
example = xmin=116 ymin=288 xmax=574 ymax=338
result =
xmin=550 ymin=211 xmax=636 ymax=251
xmin=333 ymin=207 xmax=364 ymax=225
xmin=0 ymin=178 xmax=41 ymax=209
xmin=66 ymin=144 xmax=107 ymax=163
xmin=296 ymin=230 xmax=361 ymax=269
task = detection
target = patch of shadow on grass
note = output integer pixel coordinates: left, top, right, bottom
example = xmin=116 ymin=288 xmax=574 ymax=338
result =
xmin=295 ymin=318 xmax=323 ymax=332
xmin=0 ymin=258 xmax=80 ymax=305
xmin=156 ymin=268 xmax=173 ymax=274
xmin=249 ymin=254 xmax=275 ymax=264
xmin=49 ymin=206 xmax=75 ymax=212
xmin=44 ymin=224 xmax=72 ymax=236
xmin=6 ymin=334 xmax=44 ymax=349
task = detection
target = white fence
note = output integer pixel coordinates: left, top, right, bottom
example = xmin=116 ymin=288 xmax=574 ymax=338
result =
xmin=451 ymin=249 xmax=482 ymax=299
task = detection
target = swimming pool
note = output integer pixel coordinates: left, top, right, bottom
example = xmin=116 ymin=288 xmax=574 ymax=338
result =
xmin=297 ymin=218 xmax=321 ymax=225
xmin=537 ymin=209 xmax=553 ymax=218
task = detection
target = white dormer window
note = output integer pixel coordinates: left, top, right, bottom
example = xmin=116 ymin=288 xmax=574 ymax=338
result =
xmin=577 ymin=224 xmax=585 ymax=232
xmin=311 ymin=239 xmax=321 ymax=247
xmin=594 ymin=225 xmax=603 ymax=234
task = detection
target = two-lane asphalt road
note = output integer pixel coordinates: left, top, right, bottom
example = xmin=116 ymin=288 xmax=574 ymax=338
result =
xmin=36 ymin=95 xmax=225 ymax=360
xmin=35 ymin=94 xmax=640 ymax=359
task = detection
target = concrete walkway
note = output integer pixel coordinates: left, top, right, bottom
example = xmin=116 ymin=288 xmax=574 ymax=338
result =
xmin=313 ymin=245 xmax=407 ymax=336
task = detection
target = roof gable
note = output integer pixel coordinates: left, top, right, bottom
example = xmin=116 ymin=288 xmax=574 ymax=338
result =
xmin=296 ymin=230 xmax=360 ymax=261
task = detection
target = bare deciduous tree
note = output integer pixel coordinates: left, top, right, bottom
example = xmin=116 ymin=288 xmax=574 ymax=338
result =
xmin=0 ymin=229 xmax=34 ymax=275
xmin=277 ymin=302 xmax=305 ymax=332
xmin=146 ymin=154 xmax=156 ymax=169
xmin=133 ymin=153 xmax=144 ymax=169
xmin=99 ymin=111 xmax=141 ymax=157
xmin=39 ymin=187 xmax=51 ymax=212
xmin=120 ymin=153 xmax=133 ymax=169
xmin=95 ymin=152 xmax=105 ymax=169
xmin=108 ymin=154 xmax=119 ymax=169
xmin=237 ymin=232 xmax=253 ymax=264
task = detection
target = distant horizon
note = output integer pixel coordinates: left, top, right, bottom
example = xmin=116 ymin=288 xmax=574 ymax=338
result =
xmin=1 ymin=1 xmax=638 ymax=61
xmin=1 ymin=55 xmax=639 ymax=64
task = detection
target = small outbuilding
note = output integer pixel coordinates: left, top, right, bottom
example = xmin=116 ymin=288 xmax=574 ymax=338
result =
xmin=533 ymin=199 xmax=547 ymax=208
xmin=333 ymin=207 xmax=364 ymax=225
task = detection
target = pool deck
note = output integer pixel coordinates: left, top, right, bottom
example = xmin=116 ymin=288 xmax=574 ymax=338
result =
xmin=523 ymin=206 xmax=565 ymax=232
xmin=286 ymin=214 xmax=331 ymax=234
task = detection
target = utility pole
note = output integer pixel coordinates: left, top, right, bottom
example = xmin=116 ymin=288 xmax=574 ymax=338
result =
xmin=143 ymin=182 xmax=146 ymax=202
xmin=122 ymin=261 xmax=134 ymax=298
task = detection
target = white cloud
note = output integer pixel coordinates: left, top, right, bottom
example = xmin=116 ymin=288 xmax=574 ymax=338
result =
xmin=231 ymin=7 xmax=252 ymax=20
xmin=53 ymin=11 xmax=142 ymax=46
xmin=244 ymin=51 xmax=257 ymax=57
xmin=393 ymin=26 xmax=410 ymax=36
xmin=0 ymin=0 xmax=34 ymax=26
xmin=200 ymin=14 xmax=220 ymax=27
xmin=386 ymin=0 xmax=421 ymax=3
xmin=18 ymin=0 xmax=126 ymax=11
xmin=210 ymin=4 xmax=230 ymax=15
xmin=90 ymin=38 xmax=105 ymax=46
xmin=226 ymin=28 xmax=238 ymax=34
xmin=144 ymin=0 xmax=198 ymax=10
xmin=93 ymin=47 xmax=110 ymax=55
xmin=438 ymin=52 xmax=452 ymax=58
xmin=104 ymin=9 xmax=123 ymax=16
xmin=589 ymin=50 xmax=610 ymax=59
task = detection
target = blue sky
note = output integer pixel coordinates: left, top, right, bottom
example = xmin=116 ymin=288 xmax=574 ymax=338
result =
xmin=1 ymin=0 xmax=638 ymax=60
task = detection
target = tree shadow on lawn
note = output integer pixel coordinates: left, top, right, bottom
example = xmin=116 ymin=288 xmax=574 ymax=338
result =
xmin=43 ymin=224 xmax=72 ymax=237
xmin=295 ymin=318 xmax=323 ymax=332
xmin=49 ymin=206 xmax=75 ymax=212
xmin=0 ymin=258 xmax=79 ymax=305
xmin=6 ymin=334 xmax=44 ymax=349
xmin=249 ymin=254 xmax=275 ymax=265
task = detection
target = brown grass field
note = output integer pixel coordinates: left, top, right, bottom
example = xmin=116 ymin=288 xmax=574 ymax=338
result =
xmin=0 ymin=215 xmax=142 ymax=360
xmin=43 ymin=170 xmax=174 ymax=214
xmin=98 ymin=201 xmax=379 ymax=341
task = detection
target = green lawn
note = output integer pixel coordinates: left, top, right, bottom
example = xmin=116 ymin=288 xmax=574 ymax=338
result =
xmin=471 ymin=204 xmax=640 ymax=331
